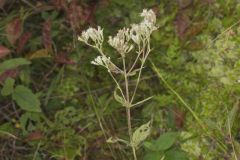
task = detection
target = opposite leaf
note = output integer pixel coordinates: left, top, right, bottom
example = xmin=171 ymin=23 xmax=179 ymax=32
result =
xmin=12 ymin=85 xmax=41 ymax=112
xmin=132 ymin=121 xmax=151 ymax=148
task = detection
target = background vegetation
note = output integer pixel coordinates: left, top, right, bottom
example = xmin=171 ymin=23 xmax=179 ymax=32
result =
xmin=1 ymin=0 xmax=240 ymax=159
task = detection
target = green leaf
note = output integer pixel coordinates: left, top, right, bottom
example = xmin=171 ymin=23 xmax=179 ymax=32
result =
xmin=143 ymin=152 xmax=163 ymax=160
xmin=132 ymin=121 xmax=151 ymax=148
xmin=0 ymin=122 xmax=16 ymax=135
xmin=0 ymin=58 xmax=31 ymax=74
xmin=12 ymin=85 xmax=41 ymax=112
xmin=156 ymin=132 xmax=178 ymax=151
xmin=1 ymin=77 xmax=15 ymax=96
xmin=165 ymin=149 xmax=188 ymax=160
xmin=143 ymin=141 xmax=158 ymax=151
xmin=19 ymin=112 xmax=42 ymax=135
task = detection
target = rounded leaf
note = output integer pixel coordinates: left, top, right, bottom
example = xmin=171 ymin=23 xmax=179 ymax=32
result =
xmin=156 ymin=132 xmax=178 ymax=151
xmin=12 ymin=85 xmax=41 ymax=112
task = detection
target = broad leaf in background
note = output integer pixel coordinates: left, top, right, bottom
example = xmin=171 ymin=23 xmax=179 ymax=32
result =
xmin=165 ymin=149 xmax=188 ymax=160
xmin=12 ymin=85 xmax=41 ymax=112
xmin=0 ymin=58 xmax=30 ymax=74
xmin=132 ymin=121 xmax=151 ymax=148
xmin=0 ymin=45 xmax=10 ymax=59
xmin=156 ymin=132 xmax=178 ymax=151
xmin=1 ymin=77 xmax=15 ymax=96
xmin=143 ymin=152 xmax=163 ymax=160
xmin=143 ymin=140 xmax=158 ymax=151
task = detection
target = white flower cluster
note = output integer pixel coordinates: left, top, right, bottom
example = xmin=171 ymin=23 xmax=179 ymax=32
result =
xmin=141 ymin=9 xmax=156 ymax=24
xmin=130 ymin=9 xmax=157 ymax=45
xmin=78 ymin=9 xmax=157 ymax=67
xmin=108 ymin=28 xmax=133 ymax=55
xmin=78 ymin=26 xmax=103 ymax=48
xmin=91 ymin=56 xmax=110 ymax=67
xmin=108 ymin=9 xmax=157 ymax=53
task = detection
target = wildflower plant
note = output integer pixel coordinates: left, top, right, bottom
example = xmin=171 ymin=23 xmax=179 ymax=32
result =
xmin=78 ymin=9 xmax=157 ymax=159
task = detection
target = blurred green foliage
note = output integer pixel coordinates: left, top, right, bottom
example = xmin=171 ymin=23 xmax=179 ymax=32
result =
xmin=0 ymin=0 xmax=240 ymax=159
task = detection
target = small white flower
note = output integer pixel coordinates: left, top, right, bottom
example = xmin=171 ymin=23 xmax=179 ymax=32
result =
xmin=130 ymin=9 xmax=157 ymax=45
xmin=140 ymin=9 xmax=156 ymax=24
xmin=78 ymin=26 xmax=103 ymax=47
xmin=108 ymin=28 xmax=133 ymax=55
xmin=130 ymin=33 xmax=141 ymax=45
xmin=91 ymin=56 xmax=110 ymax=67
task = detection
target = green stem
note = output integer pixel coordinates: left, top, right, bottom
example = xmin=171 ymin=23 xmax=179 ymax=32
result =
xmin=123 ymin=56 xmax=137 ymax=160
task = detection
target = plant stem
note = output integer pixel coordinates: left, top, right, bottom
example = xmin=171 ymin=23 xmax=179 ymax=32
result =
xmin=130 ymin=38 xmax=151 ymax=104
xmin=123 ymin=57 xmax=137 ymax=160
xmin=130 ymin=59 xmax=145 ymax=104
xmin=126 ymin=107 xmax=137 ymax=160
xmin=128 ymin=51 xmax=141 ymax=74
xmin=123 ymin=58 xmax=130 ymax=102
xmin=97 ymin=48 xmax=126 ymax=100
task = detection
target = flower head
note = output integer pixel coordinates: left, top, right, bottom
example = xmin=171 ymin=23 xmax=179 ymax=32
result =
xmin=78 ymin=26 xmax=103 ymax=48
xmin=130 ymin=9 xmax=157 ymax=45
xmin=108 ymin=28 xmax=133 ymax=55
xmin=140 ymin=9 xmax=156 ymax=24
xmin=91 ymin=56 xmax=110 ymax=67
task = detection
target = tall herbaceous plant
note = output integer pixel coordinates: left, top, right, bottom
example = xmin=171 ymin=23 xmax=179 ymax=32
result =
xmin=78 ymin=9 xmax=157 ymax=159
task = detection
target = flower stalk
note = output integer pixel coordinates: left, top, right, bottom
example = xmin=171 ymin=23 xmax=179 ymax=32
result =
xmin=78 ymin=9 xmax=157 ymax=160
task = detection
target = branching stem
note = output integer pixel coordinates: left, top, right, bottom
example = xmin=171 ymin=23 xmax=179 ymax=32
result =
xmin=122 ymin=56 xmax=137 ymax=160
